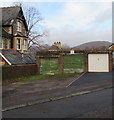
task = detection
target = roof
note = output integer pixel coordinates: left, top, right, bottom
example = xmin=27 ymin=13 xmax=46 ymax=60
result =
xmin=48 ymin=45 xmax=61 ymax=51
xmin=2 ymin=28 xmax=13 ymax=39
xmin=1 ymin=6 xmax=20 ymax=25
xmin=0 ymin=49 xmax=35 ymax=65
xmin=1 ymin=6 xmax=28 ymax=31
xmin=109 ymin=43 xmax=114 ymax=47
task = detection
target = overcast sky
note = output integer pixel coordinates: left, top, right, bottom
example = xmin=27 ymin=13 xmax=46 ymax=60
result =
xmin=0 ymin=0 xmax=113 ymax=47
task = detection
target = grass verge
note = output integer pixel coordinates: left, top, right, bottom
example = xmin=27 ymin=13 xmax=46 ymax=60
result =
xmin=3 ymin=72 xmax=83 ymax=86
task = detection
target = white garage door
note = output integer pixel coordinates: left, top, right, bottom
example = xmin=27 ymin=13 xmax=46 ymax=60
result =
xmin=88 ymin=54 xmax=109 ymax=72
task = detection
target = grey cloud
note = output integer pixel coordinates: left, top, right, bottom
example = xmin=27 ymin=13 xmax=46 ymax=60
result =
xmin=93 ymin=8 xmax=112 ymax=23
xmin=46 ymin=28 xmax=112 ymax=47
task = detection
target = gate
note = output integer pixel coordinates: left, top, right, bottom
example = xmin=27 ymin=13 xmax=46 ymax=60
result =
xmin=40 ymin=57 xmax=58 ymax=75
xmin=63 ymin=54 xmax=84 ymax=73
xmin=36 ymin=51 xmax=84 ymax=75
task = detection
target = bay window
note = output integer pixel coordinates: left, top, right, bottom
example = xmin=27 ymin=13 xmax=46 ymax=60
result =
xmin=17 ymin=38 xmax=21 ymax=50
xmin=23 ymin=39 xmax=27 ymax=50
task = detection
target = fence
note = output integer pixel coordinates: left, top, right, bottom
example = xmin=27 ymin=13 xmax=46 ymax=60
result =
xmin=37 ymin=53 xmax=84 ymax=75
xmin=63 ymin=54 xmax=84 ymax=73
xmin=40 ymin=57 xmax=58 ymax=75
xmin=2 ymin=64 xmax=38 ymax=80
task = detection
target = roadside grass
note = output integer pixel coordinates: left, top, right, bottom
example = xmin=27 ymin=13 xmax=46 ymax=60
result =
xmin=3 ymin=72 xmax=83 ymax=86
xmin=3 ymin=74 xmax=47 ymax=85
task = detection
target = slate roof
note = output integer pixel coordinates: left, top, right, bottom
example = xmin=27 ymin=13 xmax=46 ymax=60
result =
xmin=110 ymin=43 xmax=114 ymax=46
xmin=1 ymin=6 xmax=20 ymax=25
xmin=0 ymin=49 xmax=35 ymax=65
xmin=48 ymin=45 xmax=61 ymax=51
xmin=2 ymin=28 xmax=13 ymax=39
xmin=0 ymin=6 xmax=28 ymax=31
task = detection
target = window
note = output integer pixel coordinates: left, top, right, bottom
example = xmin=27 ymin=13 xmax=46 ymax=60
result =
xmin=17 ymin=21 xmax=21 ymax=32
xmin=23 ymin=39 xmax=27 ymax=50
xmin=17 ymin=39 xmax=21 ymax=50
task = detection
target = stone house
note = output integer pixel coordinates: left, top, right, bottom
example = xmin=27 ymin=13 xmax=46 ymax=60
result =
xmin=48 ymin=42 xmax=62 ymax=51
xmin=0 ymin=6 xmax=35 ymax=65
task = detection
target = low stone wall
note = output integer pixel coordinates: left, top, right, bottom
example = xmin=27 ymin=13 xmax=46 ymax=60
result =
xmin=2 ymin=64 xmax=38 ymax=80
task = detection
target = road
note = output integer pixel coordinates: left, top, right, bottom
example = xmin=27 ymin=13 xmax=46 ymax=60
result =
xmin=3 ymin=88 xmax=112 ymax=118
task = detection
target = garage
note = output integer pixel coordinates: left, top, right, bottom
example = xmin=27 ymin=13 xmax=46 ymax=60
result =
xmin=84 ymin=51 xmax=113 ymax=72
xmin=88 ymin=54 xmax=109 ymax=72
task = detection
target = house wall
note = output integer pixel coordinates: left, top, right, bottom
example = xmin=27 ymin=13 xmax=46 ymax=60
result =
xmin=2 ymin=20 xmax=28 ymax=53
xmin=12 ymin=18 xmax=28 ymax=53
xmin=70 ymin=50 xmax=74 ymax=54
xmin=3 ymin=26 xmax=12 ymax=34
xmin=2 ymin=37 xmax=11 ymax=49
xmin=13 ymin=19 xmax=27 ymax=36
xmin=2 ymin=64 xmax=38 ymax=80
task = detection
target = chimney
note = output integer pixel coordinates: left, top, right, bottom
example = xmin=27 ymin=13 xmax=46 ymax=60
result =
xmin=53 ymin=42 xmax=61 ymax=49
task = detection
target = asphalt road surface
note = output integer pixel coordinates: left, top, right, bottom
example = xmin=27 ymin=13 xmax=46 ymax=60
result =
xmin=70 ymin=72 xmax=112 ymax=86
xmin=3 ymin=88 xmax=112 ymax=118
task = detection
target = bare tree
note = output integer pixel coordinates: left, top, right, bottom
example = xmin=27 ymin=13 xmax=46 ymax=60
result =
xmin=13 ymin=2 xmax=47 ymax=50
xmin=62 ymin=43 xmax=70 ymax=51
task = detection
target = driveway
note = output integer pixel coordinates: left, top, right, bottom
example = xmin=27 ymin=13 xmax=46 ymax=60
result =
xmin=69 ymin=72 xmax=113 ymax=87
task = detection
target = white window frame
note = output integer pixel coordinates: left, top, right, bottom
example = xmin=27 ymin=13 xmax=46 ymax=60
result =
xmin=23 ymin=39 xmax=27 ymax=50
xmin=17 ymin=21 xmax=21 ymax=32
xmin=17 ymin=38 xmax=21 ymax=50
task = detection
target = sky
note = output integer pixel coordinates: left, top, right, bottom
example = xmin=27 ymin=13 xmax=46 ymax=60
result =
xmin=0 ymin=0 xmax=113 ymax=47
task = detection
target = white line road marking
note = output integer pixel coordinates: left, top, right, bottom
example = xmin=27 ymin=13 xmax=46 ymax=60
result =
xmin=66 ymin=72 xmax=86 ymax=87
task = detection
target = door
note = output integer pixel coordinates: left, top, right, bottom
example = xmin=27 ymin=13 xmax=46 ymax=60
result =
xmin=88 ymin=54 xmax=109 ymax=72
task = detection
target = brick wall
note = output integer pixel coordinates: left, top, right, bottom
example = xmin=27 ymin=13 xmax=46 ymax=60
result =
xmin=0 ymin=56 xmax=9 ymax=65
xmin=83 ymin=53 xmax=88 ymax=72
xmin=2 ymin=64 xmax=38 ymax=80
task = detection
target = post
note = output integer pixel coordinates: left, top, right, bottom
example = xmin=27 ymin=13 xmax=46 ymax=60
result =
xmin=84 ymin=53 xmax=88 ymax=72
xmin=58 ymin=55 xmax=64 ymax=73
xmin=109 ymin=52 xmax=113 ymax=72
xmin=36 ymin=56 xmax=40 ymax=74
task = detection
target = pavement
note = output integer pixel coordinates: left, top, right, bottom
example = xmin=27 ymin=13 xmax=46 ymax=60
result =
xmin=2 ymin=72 xmax=113 ymax=112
